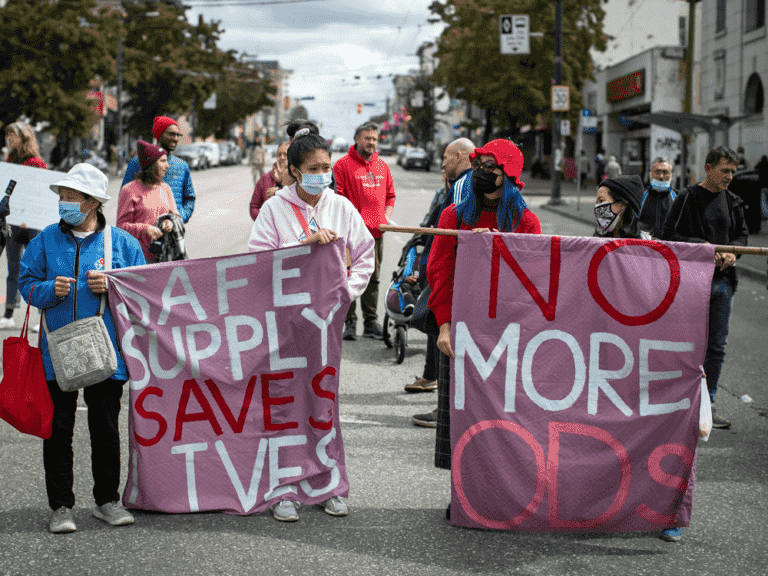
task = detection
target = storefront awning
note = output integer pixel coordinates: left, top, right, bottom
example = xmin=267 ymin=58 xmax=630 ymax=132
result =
xmin=626 ymin=111 xmax=751 ymax=135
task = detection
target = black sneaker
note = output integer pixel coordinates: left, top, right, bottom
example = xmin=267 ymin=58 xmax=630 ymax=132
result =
xmin=412 ymin=409 xmax=437 ymax=428
xmin=363 ymin=320 xmax=384 ymax=340
xmin=343 ymin=321 xmax=357 ymax=341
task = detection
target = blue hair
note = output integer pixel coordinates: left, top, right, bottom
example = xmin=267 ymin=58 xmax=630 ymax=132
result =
xmin=455 ymin=172 xmax=528 ymax=232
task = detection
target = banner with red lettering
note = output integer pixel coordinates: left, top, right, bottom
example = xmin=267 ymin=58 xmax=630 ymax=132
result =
xmin=105 ymin=243 xmax=351 ymax=515
xmin=449 ymin=232 xmax=715 ymax=532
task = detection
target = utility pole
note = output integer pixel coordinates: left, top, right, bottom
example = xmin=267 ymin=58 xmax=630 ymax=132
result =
xmin=117 ymin=36 xmax=124 ymax=173
xmin=681 ymin=0 xmax=699 ymax=188
xmin=549 ymin=0 xmax=564 ymax=205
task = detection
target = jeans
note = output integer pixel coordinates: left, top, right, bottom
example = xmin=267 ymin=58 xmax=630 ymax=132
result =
xmin=704 ymin=275 xmax=734 ymax=403
xmin=6 ymin=225 xmax=40 ymax=309
xmin=347 ymin=236 xmax=382 ymax=324
xmin=43 ymin=379 xmax=125 ymax=510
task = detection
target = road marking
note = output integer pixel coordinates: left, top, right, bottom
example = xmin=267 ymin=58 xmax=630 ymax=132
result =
xmin=340 ymin=416 xmax=383 ymax=426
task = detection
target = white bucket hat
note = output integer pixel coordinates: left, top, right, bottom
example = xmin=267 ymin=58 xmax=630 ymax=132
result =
xmin=49 ymin=163 xmax=111 ymax=203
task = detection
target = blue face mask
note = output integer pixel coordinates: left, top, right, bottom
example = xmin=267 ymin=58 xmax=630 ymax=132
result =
xmin=59 ymin=200 xmax=89 ymax=226
xmin=650 ymin=179 xmax=671 ymax=191
xmin=297 ymin=171 xmax=333 ymax=196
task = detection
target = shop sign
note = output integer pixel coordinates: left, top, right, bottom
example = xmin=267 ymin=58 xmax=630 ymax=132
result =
xmin=606 ymin=70 xmax=644 ymax=103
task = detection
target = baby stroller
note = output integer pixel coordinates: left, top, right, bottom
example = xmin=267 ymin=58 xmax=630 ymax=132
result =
xmin=383 ymin=232 xmax=427 ymax=363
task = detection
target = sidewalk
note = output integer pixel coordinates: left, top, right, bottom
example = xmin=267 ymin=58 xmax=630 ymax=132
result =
xmin=520 ymin=172 xmax=768 ymax=285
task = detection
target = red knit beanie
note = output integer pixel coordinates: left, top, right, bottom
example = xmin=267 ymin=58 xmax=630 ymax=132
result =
xmin=152 ymin=116 xmax=178 ymax=140
xmin=469 ymin=139 xmax=526 ymax=190
xmin=137 ymin=140 xmax=167 ymax=170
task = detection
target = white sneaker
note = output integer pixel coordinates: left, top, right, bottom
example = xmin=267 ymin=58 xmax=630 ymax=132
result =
xmin=49 ymin=507 xmax=76 ymax=533
xmin=30 ymin=323 xmax=40 ymax=333
xmin=0 ymin=318 xmax=15 ymax=329
xmin=319 ymin=496 xmax=348 ymax=516
xmin=270 ymin=500 xmax=299 ymax=522
xmin=92 ymin=501 xmax=134 ymax=526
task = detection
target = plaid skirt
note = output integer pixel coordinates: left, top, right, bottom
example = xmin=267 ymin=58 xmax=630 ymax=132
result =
xmin=434 ymin=350 xmax=452 ymax=470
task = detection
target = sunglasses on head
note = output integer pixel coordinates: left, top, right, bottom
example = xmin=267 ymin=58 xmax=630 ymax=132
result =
xmin=472 ymin=158 xmax=502 ymax=172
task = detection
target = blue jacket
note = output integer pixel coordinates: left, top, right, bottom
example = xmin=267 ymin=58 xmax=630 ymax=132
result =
xmin=121 ymin=155 xmax=195 ymax=223
xmin=19 ymin=214 xmax=146 ymax=381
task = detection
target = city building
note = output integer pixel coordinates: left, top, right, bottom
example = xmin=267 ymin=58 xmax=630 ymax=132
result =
xmin=242 ymin=60 xmax=292 ymax=144
xmin=697 ymin=0 xmax=766 ymax=168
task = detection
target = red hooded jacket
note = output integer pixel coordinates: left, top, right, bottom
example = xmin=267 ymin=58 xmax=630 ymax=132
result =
xmin=333 ymin=145 xmax=396 ymax=239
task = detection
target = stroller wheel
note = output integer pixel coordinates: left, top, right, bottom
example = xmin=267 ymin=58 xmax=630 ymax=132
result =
xmin=395 ymin=325 xmax=407 ymax=364
xmin=383 ymin=312 xmax=393 ymax=348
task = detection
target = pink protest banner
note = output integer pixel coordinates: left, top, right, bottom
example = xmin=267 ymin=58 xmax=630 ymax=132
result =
xmin=105 ymin=243 xmax=351 ymax=515
xmin=449 ymin=231 xmax=715 ymax=532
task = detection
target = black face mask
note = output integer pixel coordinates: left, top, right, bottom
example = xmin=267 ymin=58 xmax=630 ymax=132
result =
xmin=472 ymin=170 xmax=500 ymax=196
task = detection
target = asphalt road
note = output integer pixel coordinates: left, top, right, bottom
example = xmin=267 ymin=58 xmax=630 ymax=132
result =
xmin=0 ymin=157 xmax=766 ymax=576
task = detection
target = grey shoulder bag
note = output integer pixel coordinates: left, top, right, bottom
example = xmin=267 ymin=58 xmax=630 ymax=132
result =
xmin=43 ymin=225 xmax=118 ymax=392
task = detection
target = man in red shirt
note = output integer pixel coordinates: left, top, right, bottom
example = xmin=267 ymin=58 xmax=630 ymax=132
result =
xmin=334 ymin=122 xmax=396 ymax=340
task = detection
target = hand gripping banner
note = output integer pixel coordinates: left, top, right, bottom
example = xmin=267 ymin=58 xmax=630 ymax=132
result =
xmin=105 ymin=243 xmax=351 ymax=515
xmin=449 ymin=232 xmax=715 ymax=532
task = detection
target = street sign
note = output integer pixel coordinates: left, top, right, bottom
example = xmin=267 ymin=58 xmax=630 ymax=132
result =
xmin=500 ymin=14 xmax=529 ymax=55
xmin=551 ymin=85 xmax=570 ymax=111
xmin=561 ymin=119 xmax=571 ymax=137
xmin=582 ymin=109 xmax=597 ymax=133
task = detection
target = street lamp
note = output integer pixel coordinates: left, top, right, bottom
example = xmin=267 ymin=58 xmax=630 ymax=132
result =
xmin=116 ymin=9 xmax=159 ymax=174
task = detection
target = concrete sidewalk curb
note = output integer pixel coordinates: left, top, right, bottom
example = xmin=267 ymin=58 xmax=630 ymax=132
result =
xmin=539 ymin=203 xmax=768 ymax=285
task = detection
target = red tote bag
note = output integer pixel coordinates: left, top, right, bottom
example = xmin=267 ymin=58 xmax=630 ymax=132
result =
xmin=0 ymin=286 xmax=53 ymax=439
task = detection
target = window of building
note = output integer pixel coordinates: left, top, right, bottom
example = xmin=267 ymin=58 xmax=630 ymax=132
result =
xmin=744 ymin=73 xmax=764 ymax=114
xmin=716 ymin=0 xmax=726 ymax=33
xmin=714 ymin=51 xmax=726 ymax=101
xmin=745 ymin=0 xmax=765 ymax=32
xmin=679 ymin=16 xmax=687 ymax=45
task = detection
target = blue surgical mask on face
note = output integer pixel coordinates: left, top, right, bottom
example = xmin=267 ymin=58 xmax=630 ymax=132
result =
xmin=59 ymin=200 xmax=89 ymax=226
xmin=650 ymin=178 xmax=671 ymax=191
xmin=297 ymin=170 xmax=333 ymax=196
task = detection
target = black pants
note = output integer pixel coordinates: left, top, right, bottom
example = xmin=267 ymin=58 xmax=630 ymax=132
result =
xmin=422 ymin=333 xmax=439 ymax=382
xmin=43 ymin=378 xmax=125 ymax=510
xmin=435 ymin=351 xmax=452 ymax=470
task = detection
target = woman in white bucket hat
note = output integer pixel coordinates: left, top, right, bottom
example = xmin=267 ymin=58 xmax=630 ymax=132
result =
xmin=18 ymin=163 xmax=146 ymax=534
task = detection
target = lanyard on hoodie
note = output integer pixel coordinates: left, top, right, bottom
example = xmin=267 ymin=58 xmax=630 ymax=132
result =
xmin=291 ymin=203 xmax=312 ymax=238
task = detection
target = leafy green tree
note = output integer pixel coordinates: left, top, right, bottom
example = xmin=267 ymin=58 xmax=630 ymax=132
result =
xmin=0 ymin=0 xmax=113 ymax=138
xmin=101 ymin=1 xmax=235 ymax=139
xmin=196 ymin=67 xmax=276 ymax=140
xmin=404 ymin=78 xmax=437 ymax=146
xmin=428 ymin=0 xmax=608 ymax=142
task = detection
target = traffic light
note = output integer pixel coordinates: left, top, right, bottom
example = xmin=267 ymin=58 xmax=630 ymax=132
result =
xmin=356 ymin=103 xmax=363 ymax=114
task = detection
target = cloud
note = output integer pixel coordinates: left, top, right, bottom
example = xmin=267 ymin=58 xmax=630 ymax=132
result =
xmin=186 ymin=0 xmax=444 ymax=139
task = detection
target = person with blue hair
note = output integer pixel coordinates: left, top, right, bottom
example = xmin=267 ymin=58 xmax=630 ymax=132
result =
xmin=425 ymin=139 xmax=542 ymax=517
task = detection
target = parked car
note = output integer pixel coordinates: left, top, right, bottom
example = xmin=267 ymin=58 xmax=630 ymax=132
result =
xmin=378 ymin=140 xmax=396 ymax=156
xmin=174 ymin=143 xmax=208 ymax=170
xmin=331 ymin=137 xmax=349 ymax=152
xmin=83 ymin=151 xmax=109 ymax=174
xmin=402 ymin=147 xmax=430 ymax=171
xmin=395 ymin=145 xmax=408 ymax=166
xmin=217 ymin=141 xmax=243 ymax=166
xmin=219 ymin=142 xmax=232 ymax=165
xmin=199 ymin=142 xmax=220 ymax=168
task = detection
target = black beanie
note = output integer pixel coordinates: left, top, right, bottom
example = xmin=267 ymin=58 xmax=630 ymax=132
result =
xmin=600 ymin=175 xmax=643 ymax=214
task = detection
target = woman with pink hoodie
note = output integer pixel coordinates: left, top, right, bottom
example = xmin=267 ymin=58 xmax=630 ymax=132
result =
xmin=248 ymin=129 xmax=374 ymax=522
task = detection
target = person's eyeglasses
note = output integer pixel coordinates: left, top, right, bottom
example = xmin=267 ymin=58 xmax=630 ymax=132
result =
xmin=472 ymin=159 xmax=501 ymax=172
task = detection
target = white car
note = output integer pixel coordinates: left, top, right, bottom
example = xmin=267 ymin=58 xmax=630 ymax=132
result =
xmin=199 ymin=143 xmax=220 ymax=167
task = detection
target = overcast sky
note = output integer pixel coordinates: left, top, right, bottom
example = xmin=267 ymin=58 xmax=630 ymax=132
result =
xmin=185 ymin=0 xmax=445 ymax=140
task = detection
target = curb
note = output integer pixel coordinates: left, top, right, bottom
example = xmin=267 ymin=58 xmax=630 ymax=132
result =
xmin=538 ymin=204 xmax=768 ymax=285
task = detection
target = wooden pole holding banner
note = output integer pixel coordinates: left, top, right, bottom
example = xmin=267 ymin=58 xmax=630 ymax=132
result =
xmin=378 ymin=225 xmax=768 ymax=255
